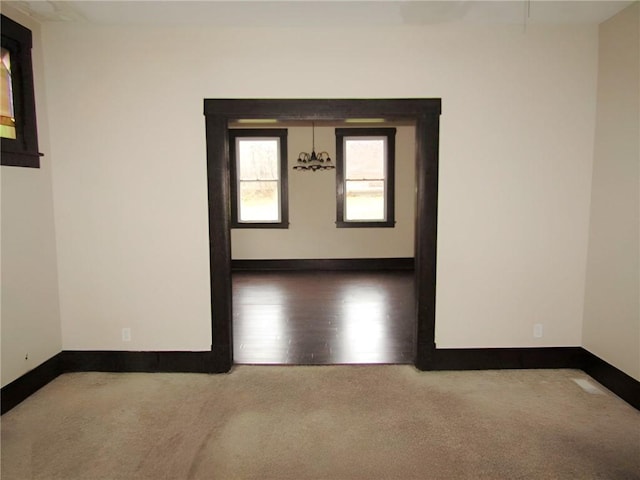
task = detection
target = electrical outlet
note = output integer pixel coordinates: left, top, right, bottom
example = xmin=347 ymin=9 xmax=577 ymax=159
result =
xmin=122 ymin=328 xmax=132 ymax=342
xmin=533 ymin=324 xmax=543 ymax=338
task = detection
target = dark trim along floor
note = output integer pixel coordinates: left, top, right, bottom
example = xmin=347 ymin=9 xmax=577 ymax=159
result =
xmin=2 ymin=348 xmax=638 ymax=414
xmin=231 ymin=258 xmax=415 ymax=271
xmin=1 ymin=354 xmax=61 ymax=415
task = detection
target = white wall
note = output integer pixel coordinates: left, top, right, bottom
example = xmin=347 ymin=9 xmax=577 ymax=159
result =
xmin=231 ymin=124 xmax=415 ymax=260
xmin=1 ymin=5 xmax=61 ymax=386
xmin=583 ymin=3 xmax=640 ymax=380
xmin=41 ymin=20 xmax=598 ymax=351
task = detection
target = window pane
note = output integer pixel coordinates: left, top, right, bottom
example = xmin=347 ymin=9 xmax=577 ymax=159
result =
xmin=0 ymin=47 xmax=16 ymax=139
xmin=238 ymin=139 xmax=279 ymax=180
xmin=345 ymin=180 xmax=385 ymax=221
xmin=239 ymin=181 xmax=280 ymax=222
xmin=345 ymin=139 xmax=385 ymax=179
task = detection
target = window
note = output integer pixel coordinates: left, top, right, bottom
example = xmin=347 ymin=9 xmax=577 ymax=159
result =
xmin=335 ymin=128 xmax=396 ymax=228
xmin=1 ymin=15 xmax=41 ymax=168
xmin=229 ymin=129 xmax=289 ymax=228
xmin=1 ymin=47 xmax=16 ymax=139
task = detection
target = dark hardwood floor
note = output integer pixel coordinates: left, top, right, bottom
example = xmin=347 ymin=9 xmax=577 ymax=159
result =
xmin=232 ymin=270 xmax=416 ymax=364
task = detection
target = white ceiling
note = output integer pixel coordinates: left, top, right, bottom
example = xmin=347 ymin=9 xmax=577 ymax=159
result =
xmin=5 ymin=0 xmax=634 ymax=27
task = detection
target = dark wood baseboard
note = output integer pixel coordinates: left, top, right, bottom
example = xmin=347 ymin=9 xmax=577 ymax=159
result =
xmin=210 ymin=345 xmax=233 ymax=373
xmin=582 ymin=350 xmax=640 ymax=410
xmin=2 ymin=347 xmax=639 ymax=414
xmin=432 ymin=347 xmax=586 ymax=371
xmin=59 ymin=351 xmax=217 ymax=374
xmin=1 ymin=354 xmax=62 ymax=415
xmin=231 ymin=258 xmax=415 ymax=271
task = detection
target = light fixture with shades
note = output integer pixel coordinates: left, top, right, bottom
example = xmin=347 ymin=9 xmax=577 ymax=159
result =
xmin=293 ymin=122 xmax=335 ymax=172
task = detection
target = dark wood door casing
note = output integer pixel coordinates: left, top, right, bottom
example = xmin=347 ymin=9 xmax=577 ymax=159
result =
xmin=204 ymin=99 xmax=441 ymax=372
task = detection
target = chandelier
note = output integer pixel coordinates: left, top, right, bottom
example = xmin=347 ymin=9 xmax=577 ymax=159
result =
xmin=293 ymin=122 xmax=335 ymax=172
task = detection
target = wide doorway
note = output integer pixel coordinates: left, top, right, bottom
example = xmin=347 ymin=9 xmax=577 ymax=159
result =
xmin=204 ymin=99 xmax=441 ymax=372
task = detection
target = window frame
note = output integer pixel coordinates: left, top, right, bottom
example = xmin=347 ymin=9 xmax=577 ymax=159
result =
xmin=1 ymin=14 xmax=41 ymax=168
xmin=335 ymin=127 xmax=396 ymax=228
xmin=229 ymin=128 xmax=289 ymax=229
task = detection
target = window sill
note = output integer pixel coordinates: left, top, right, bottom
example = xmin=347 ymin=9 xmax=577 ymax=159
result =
xmin=336 ymin=220 xmax=395 ymax=228
xmin=1 ymin=149 xmax=42 ymax=168
xmin=231 ymin=222 xmax=290 ymax=229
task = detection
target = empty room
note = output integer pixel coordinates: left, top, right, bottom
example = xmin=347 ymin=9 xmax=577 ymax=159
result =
xmin=1 ymin=1 xmax=639 ymax=478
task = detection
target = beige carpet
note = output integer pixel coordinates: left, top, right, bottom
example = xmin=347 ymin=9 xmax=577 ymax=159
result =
xmin=1 ymin=367 xmax=639 ymax=479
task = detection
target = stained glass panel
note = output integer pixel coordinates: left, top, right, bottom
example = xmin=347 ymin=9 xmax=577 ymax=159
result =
xmin=1 ymin=47 xmax=16 ymax=139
